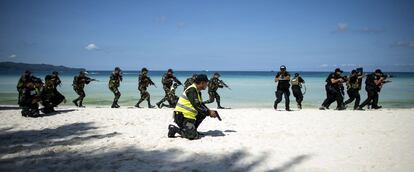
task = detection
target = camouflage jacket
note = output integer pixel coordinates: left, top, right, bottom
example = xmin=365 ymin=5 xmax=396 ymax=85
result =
xmin=109 ymin=72 xmax=122 ymax=88
xmin=138 ymin=74 xmax=154 ymax=90
xmin=161 ymin=74 xmax=181 ymax=90
xmin=208 ymin=78 xmax=224 ymax=92
xmin=73 ymin=75 xmax=92 ymax=89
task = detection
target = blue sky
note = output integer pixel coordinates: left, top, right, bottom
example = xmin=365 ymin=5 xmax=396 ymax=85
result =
xmin=0 ymin=0 xmax=413 ymax=71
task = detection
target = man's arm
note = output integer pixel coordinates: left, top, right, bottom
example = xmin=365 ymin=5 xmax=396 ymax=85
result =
xmin=186 ymin=87 xmax=209 ymax=115
xmin=275 ymin=73 xmax=280 ymax=82
xmin=299 ymin=77 xmax=305 ymax=83
xmin=173 ymin=77 xmax=182 ymax=85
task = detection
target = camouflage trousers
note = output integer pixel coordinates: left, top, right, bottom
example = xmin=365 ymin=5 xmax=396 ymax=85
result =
xmin=109 ymin=86 xmax=121 ymax=103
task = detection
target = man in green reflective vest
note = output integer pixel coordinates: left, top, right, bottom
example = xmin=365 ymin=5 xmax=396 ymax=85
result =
xmin=168 ymin=74 xmax=219 ymax=140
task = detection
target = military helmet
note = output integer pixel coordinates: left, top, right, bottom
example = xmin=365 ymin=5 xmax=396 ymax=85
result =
xmin=24 ymin=70 xmax=32 ymax=75
xmin=280 ymin=65 xmax=286 ymax=70
xmin=375 ymin=69 xmax=383 ymax=74
xmin=115 ymin=67 xmax=121 ymax=71
xmin=351 ymin=70 xmax=357 ymax=74
xmin=335 ymin=68 xmax=343 ymax=73
xmin=141 ymin=67 xmax=148 ymax=72
xmin=167 ymin=69 xmax=173 ymax=73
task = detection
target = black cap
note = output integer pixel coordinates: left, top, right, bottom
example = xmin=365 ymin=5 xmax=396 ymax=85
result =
xmin=195 ymin=74 xmax=209 ymax=83
xmin=294 ymin=73 xmax=299 ymax=77
xmin=375 ymin=69 xmax=383 ymax=74
xmin=335 ymin=68 xmax=343 ymax=73
xmin=280 ymin=65 xmax=286 ymax=70
xmin=141 ymin=67 xmax=148 ymax=72
xmin=115 ymin=67 xmax=121 ymax=71
xmin=24 ymin=70 xmax=32 ymax=74
xmin=351 ymin=70 xmax=357 ymax=74
xmin=167 ymin=69 xmax=173 ymax=73
xmin=52 ymin=71 xmax=59 ymax=75
xmin=214 ymin=72 xmax=221 ymax=76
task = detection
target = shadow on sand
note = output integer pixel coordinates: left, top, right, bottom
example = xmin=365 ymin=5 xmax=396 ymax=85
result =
xmin=40 ymin=109 xmax=77 ymax=117
xmin=0 ymin=122 xmax=311 ymax=172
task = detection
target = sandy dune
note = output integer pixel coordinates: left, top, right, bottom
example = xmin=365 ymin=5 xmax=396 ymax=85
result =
xmin=0 ymin=107 xmax=413 ymax=172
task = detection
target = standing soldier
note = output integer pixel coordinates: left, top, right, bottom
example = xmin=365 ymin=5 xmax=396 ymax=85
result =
xmin=274 ymin=65 xmax=291 ymax=111
xmin=41 ymin=71 xmax=66 ymax=113
xmin=156 ymin=69 xmax=182 ymax=108
xmin=72 ymin=70 xmax=96 ymax=107
xmin=344 ymin=70 xmax=364 ymax=110
xmin=204 ymin=72 xmax=229 ymax=109
xmin=109 ymin=67 xmax=123 ymax=108
xmin=135 ymin=67 xmax=156 ymax=108
xmin=184 ymin=74 xmax=197 ymax=90
xmin=291 ymin=73 xmax=305 ymax=109
xmin=19 ymin=72 xmax=43 ymax=117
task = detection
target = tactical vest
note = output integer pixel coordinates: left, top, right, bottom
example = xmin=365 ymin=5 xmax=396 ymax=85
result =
xmin=291 ymin=77 xmax=301 ymax=87
xmin=175 ymin=83 xmax=202 ymax=120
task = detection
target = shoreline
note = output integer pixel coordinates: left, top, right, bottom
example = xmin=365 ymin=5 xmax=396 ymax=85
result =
xmin=1 ymin=104 xmax=414 ymax=110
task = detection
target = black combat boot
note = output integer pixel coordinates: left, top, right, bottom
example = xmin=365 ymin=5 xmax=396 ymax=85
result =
xmin=79 ymin=101 xmax=85 ymax=108
xmin=111 ymin=102 xmax=119 ymax=108
xmin=168 ymin=124 xmax=180 ymax=138
xmin=156 ymin=101 xmax=162 ymax=108
xmin=72 ymin=99 xmax=79 ymax=107
xmin=135 ymin=99 xmax=143 ymax=108
xmin=148 ymin=101 xmax=155 ymax=108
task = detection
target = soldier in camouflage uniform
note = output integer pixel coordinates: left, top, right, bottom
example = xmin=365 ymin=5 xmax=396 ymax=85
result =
xmin=204 ymin=72 xmax=228 ymax=109
xmin=17 ymin=70 xmax=34 ymax=106
xmin=158 ymin=83 xmax=180 ymax=108
xmin=109 ymin=67 xmax=123 ymax=108
xmin=41 ymin=71 xmax=66 ymax=113
xmin=135 ymin=68 xmax=156 ymax=108
xmin=183 ymin=74 xmax=197 ymax=90
xmin=72 ymin=70 xmax=95 ymax=107
xmin=17 ymin=71 xmax=43 ymax=117
xmin=156 ymin=69 xmax=182 ymax=108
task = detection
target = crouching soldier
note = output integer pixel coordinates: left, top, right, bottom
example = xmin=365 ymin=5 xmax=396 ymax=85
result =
xmin=20 ymin=75 xmax=43 ymax=117
xmin=41 ymin=71 xmax=65 ymax=113
xmin=168 ymin=74 xmax=219 ymax=140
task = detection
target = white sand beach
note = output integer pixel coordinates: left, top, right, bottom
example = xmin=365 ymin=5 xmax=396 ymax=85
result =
xmin=0 ymin=107 xmax=413 ymax=172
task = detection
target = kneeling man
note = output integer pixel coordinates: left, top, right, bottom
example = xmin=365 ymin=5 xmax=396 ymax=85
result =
xmin=168 ymin=74 xmax=218 ymax=140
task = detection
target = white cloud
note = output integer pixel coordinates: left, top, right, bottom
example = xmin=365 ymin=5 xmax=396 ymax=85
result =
xmin=156 ymin=16 xmax=167 ymax=24
xmin=9 ymin=54 xmax=17 ymax=58
xmin=177 ymin=22 xmax=186 ymax=29
xmin=392 ymin=41 xmax=414 ymax=48
xmin=333 ymin=23 xmax=384 ymax=34
xmin=85 ymin=43 xmax=99 ymax=50
xmin=336 ymin=23 xmax=348 ymax=32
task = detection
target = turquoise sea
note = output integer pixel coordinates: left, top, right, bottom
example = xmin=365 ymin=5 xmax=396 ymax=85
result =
xmin=1 ymin=71 xmax=413 ymax=109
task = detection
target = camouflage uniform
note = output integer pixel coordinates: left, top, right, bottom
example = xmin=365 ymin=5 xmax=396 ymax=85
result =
xmin=72 ymin=71 xmax=93 ymax=107
xmin=18 ymin=74 xmax=43 ymax=117
xmin=41 ymin=72 xmax=65 ymax=113
xmin=156 ymin=69 xmax=181 ymax=108
xmin=135 ymin=68 xmax=155 ymax=108
xmin=204 ymin=73 xmax=225 ymax=108
xmin=108 ymin=68 xmax=122 ymax=108
xmin=183 ymin=74 xmax=196 ymax=90
xmin=17 ymin=71 xmax=32 ymax=106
